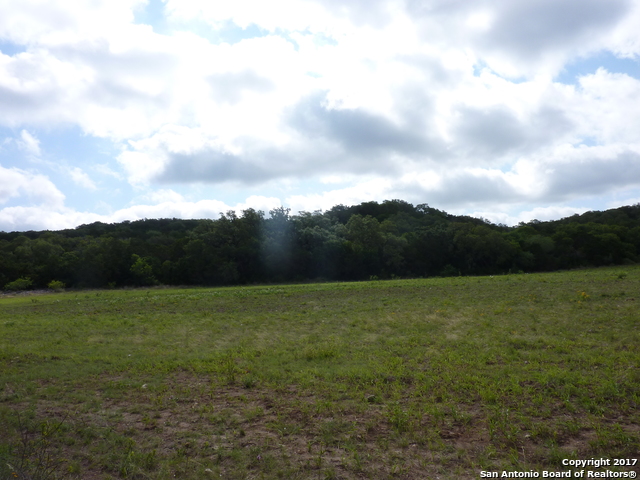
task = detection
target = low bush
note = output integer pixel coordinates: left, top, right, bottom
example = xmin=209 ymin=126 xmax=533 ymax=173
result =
xmin=47 ymin=280 xmax=66 ymax=291
xmin=4 ymin=277 xmax=33 ymax=291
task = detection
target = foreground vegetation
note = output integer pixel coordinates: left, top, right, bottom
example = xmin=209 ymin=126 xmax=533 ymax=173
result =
xmin=1 ymin=266 xmax=639 ymax=479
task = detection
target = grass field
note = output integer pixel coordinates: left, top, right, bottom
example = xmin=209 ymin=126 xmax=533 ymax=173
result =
xmin=1 ymin=266 xmax=639 ymax=479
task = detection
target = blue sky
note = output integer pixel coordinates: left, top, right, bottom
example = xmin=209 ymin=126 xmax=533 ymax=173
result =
xmin=1 ymin=0 xmax=640 ymax=231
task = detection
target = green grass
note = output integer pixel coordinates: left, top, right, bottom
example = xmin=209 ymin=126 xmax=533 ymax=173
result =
xmin=1 ymin=266 xmax=639 ymax=479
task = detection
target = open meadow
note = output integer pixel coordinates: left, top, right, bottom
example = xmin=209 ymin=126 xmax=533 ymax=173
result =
xmin=1 ymin=266 xmax=639 ymax=479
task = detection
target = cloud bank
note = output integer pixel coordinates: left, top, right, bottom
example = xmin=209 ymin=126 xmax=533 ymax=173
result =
xmin=1 ymin=0 xmax=640 ymax=230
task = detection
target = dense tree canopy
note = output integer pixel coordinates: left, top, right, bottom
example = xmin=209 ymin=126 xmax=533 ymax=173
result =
xmin=1 ymin=200 xmax=639 ymax=290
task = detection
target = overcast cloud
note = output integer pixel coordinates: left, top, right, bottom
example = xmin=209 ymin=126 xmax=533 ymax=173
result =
xmin=1 ymin=0 xmax=640 ymax=231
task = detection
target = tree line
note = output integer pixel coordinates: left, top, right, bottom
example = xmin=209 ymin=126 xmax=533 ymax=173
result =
xmin=1 ymin=200 xmax=639 ymax=290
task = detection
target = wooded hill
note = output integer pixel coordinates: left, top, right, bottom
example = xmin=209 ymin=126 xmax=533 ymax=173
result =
xmin=1 ymin=200 xmax=639 ymax=290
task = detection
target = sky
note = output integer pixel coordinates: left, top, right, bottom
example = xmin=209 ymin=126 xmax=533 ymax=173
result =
xmin=1 ymin=0 xmax=640 ymax=232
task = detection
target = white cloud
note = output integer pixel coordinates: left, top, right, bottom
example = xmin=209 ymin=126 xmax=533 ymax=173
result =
xmin=94 ymin=163 xmax=123 ymax=179
xmin=0 ymin=0 xmax=146 ymax=46
xmin=0 ymin=205 xmax=100 ymax=231
xmin=16 ymin=130 xmax=41 ymax=157
xmin=468 ymin=206 xmax=590 ymax=227
xmin=118 ymin=149 xmax=167 ymax=186
xmin=603 ymin=0 xmax=640 ymax=57
xmin=608 ymin=196 xmax=640 ymax=209
xmin=68 ymin=166 xmax=97 ymax=190
xmin=136 ymin=188 xmax=185 ymax=205
xmin=286 ymin=177 xmax=395 ymax=213
xmin=0 ymin=187 xmax=283 ymax=231
xmin=407 ymin=0 xmax=636 ymax=79
xmin=164 ymin=0 xmax=351 ymax=34
xmin=574 ymin=69 xmax=640 ymax=144
xmin=0 ymin=164 xmax=65 ymax=207
xmin=517 ymin=206 xmax=590 ymax=223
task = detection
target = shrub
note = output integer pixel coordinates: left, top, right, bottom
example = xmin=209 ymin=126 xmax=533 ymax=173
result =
xmin=4 ymin=277 xmax=33 ymax=291
xmin=48 ymin=280 xmax=66 ymax=291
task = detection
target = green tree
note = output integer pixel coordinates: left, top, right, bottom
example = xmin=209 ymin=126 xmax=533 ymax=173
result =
xmin=451 ymin=223 xmax=519 ymax=274
xmin=130 ymin=254 xmax=158 ymax=286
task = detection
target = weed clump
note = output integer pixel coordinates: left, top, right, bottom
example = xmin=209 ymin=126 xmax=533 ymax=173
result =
xmin=0 ymin=413 xmax=67 ymax=480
